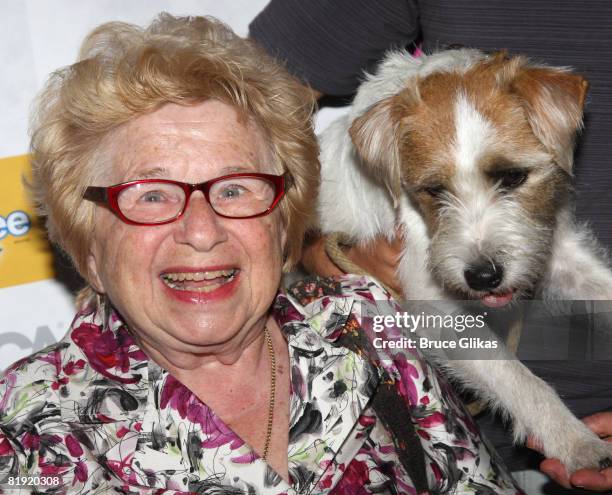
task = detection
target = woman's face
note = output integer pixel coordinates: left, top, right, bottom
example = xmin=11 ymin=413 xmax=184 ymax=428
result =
xmin=87 ymin=100 xmax=286 ymax=362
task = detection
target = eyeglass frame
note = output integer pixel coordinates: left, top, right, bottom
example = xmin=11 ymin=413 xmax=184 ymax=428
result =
xmin=83 ymin=172 xmax=292 ymax=226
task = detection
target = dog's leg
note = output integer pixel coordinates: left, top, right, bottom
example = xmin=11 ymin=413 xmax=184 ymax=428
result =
xmin=417 ymin=298 xmax=612 ymax=473
xmin=543 ymin=208 xmax=612 ymax=300
xmin=448 ymin=357 xmax=612 ymax=473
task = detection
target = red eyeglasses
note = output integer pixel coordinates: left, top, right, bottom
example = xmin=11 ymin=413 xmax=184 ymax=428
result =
xmin=83 ymin=172 xmax=290 ymax=226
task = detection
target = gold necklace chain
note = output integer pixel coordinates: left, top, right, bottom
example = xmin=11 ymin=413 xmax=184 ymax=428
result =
xmin=262 ymin=326 xmax=276 ymax=462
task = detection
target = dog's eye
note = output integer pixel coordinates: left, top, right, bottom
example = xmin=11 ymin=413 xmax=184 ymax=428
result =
xmin=496 ymin=169 xmax=529 ymax=190
xmin=423 ymin=185 xmax=445 ymax=198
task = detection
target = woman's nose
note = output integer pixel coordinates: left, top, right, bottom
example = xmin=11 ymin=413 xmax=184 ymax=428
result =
xmin=173 ymin=191 xmax=228 ymax=250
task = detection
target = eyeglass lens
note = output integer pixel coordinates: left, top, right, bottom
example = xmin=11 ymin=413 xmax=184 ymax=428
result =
xmin=117 ymin=177 xmax=277 ymax=223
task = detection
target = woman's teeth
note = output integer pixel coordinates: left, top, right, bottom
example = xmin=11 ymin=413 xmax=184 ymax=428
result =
xmin=161 ymin=269 xmax=237 ymax=291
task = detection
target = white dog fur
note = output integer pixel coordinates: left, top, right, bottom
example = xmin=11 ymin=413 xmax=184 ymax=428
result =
xmin=317 ymin=48 xmax=612 ymax=473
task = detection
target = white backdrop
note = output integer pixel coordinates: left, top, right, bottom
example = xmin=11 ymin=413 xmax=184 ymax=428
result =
xmin=0 ymin=0 xmax=347 ymax=371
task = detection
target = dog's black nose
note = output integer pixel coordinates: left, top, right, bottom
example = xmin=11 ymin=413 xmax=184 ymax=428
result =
xmin=464 ymin=262 xmax=503 ymax=291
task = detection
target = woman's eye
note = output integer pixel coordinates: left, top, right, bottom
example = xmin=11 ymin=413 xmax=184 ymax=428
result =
xmin=498 ymin=169 xmax=529 ymax=190
xmin=423 ymin=185 xmax=445 ymax=198
xmin=141 ymin=191 xmax=166 ymax=203
xmin=219 ymin=185 xmax=247 ymax=200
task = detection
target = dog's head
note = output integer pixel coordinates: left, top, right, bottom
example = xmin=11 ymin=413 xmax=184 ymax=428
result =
xmin=350 ymin=50 xmax=588 ymax=305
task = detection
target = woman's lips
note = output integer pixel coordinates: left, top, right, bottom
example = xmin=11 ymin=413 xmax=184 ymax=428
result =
xmin=160 ymin=267 xmax=239 ymax=303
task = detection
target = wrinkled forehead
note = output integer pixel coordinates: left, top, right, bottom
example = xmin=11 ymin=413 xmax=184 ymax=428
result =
xmin=103 ymin=101 xmax=274 ymax=182
xmin=398 ymin=69 xmax=547 ymax=182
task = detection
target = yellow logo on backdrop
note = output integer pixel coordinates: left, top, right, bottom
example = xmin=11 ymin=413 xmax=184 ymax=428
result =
xmin=0 ymin=154 xmax=55 ymax=288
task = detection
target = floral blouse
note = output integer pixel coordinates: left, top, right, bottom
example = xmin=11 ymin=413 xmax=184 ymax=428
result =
xmin=0 ymin=276 xmax=521 ymax=494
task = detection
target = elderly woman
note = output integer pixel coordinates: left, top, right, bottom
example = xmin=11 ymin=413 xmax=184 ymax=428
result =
xmin=0 ymin=14 xmax=519 ymax=495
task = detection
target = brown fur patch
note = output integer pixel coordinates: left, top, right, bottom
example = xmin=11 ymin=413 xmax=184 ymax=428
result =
xmin=517 ymin=167 xmax=571 ymax=225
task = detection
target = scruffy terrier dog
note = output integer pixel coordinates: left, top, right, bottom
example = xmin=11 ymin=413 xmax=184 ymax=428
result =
xmin=318 ymin=49 xmax=612 ymax=472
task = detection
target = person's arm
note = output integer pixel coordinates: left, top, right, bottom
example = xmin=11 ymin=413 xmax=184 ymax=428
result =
xmin=528 ymin=412 xmax=612 ymax=491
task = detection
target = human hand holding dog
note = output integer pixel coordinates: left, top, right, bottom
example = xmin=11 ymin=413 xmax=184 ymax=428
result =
xmin=301 ymin=234 xmax=345 ymax=277
xmin=528 ymin=412 xmax=612 ymax=491
xmin=301 ymin=230 xmax=404 ymax=295
xmin=344 ymin=232 xmax=404 ymax=295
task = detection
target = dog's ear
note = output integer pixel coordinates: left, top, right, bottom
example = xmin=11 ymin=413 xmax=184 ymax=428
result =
xmin=349 ymin=95 xmax=406 ymax=206
xmin=506 ymin=62 xmax=588 ymax=174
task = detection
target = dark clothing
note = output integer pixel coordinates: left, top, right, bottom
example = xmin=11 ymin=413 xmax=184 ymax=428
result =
xmin=250 ymin=0 xmax=612 ymax=470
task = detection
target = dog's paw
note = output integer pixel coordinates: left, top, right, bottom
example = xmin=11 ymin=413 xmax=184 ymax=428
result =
xmin=547 ymin=430 xmax=612 ymax=474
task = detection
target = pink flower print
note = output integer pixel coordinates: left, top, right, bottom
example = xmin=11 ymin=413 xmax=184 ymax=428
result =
xmin=38 ymin=440 xmax=71 ymax=478
xmin=62 ymin=436 xmax=89 ymax=485
xmin=201 ymin=413 xmax=245 ymax=451
xmin=358 ymin=415 xmax=376 ymax=428
xmin=0 ymin=435 xmax=14 ymax=456
xmin=330 ymin=459 xmax=371 ymax=495
xmin=159 ymin=375 xmax=195 ymax=420
xmin=378 ymin=444 xmax=396 ymax=455
xmin=430 ymin=461 xmax=443 ymax=483
xmin=22 ymin=432 xmax=40 ymax=450
xmin=74 ymin=460 xmax=88 ymax=483
xmin=72 ymin=323 xmax=146 ymax=384
xmin=106 ymin=452 xmax=139 ymax=484
xmin=51 ymin=376 xmax=69 ymax=390
xmin=154 ymin=490 xmax=195 ymax=495
xmin=415 ymin=411 xmax=446 ymax=429
xmin=65 ymin=434 xmax=83 ymax=457
xmin=355 ymin=290 xmax=376 ymax=302
xmin=63 ymin=359 xmax=86 ymax=376
xmin=39 ymin=348 xmax=63 ymax=377
xmin=318 ymin=460 xmax=341 ymax=489
xmin=160 ymin=375 xmax=244 ymax=451
xmin=416 ymin=429 xmax=431 ymax=441
xmin=230 ymin=451 xmax=257 ymax=464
